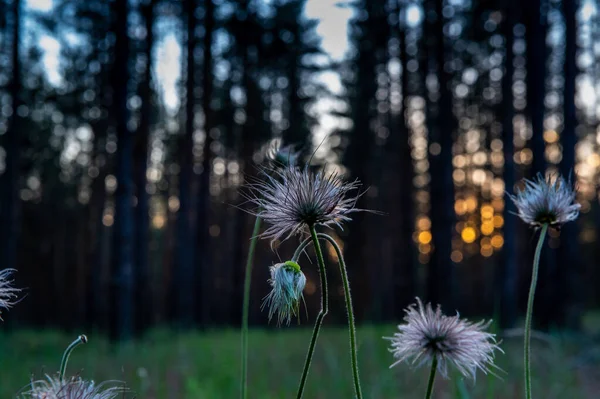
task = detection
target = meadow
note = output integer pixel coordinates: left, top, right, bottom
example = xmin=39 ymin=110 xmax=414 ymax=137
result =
xmin=2 ymin=322 xmax=599 ymax=398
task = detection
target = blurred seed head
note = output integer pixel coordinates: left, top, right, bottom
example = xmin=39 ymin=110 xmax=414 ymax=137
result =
xmin=20 ymin=375 xmax=128 ymax=399
xmin=244 ymin=165 xmax=364 ymax=245
xmin=508 ymin=173 xmax=580 ymax=228
xmin=384 ymin=297 xmax=502 ymax=380
xmin=266 ymin=143 xmax=301 ymax=169
xmin=0 ymin=268 xmax=20 ymax=320
xmin=261 ymin=261 xmax=306 ymax=326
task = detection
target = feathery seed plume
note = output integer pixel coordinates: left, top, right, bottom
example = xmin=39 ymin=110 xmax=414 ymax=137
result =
xmin=384 ymin=297 xmax=502 ymax=380
xmin=0 ymin=268 xmax=20 ymax=320
xmin=261 ymin=261 xmax=306 ymax=326
xmin=20 ymin=376 xmax=127 ymax=399
xmin=244 ymin=165 xmax=363 ymax=245
xmin=508 ymin=173 xmax=580 ymax=227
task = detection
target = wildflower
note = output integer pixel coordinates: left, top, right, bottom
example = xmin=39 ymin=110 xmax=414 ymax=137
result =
xmin=508 ymin=173 xmax=580 ymax=228
xmin=384 ymin=297 xmax=502 ymax=380
xmin=0 ymin=268 xmax=20 ymax=320
xmin=261 ymin=261 xmax=306 ymax=326
xmin=245 ymin=165 xmax=363 ymax=245
xmin=20 ymin=375 xmax=127 ymax=399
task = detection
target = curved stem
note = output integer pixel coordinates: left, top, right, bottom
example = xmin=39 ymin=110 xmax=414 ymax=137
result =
xmin=524 ymin=223 xmax=548 ymax=399
xmin=292 ymin=235 xmax=312 ymax=263
xmin=318 ymin=233 xmax=362 ymax=399
xmin=296 ymin=225 xmax=328 ymax=399
xmin=424 ymin=357 xmax=438 ymax=399
xmin=59 ymin=335 xmax=87 ymax=382
xmin=241 ymin=216 xmax=262 ymax=399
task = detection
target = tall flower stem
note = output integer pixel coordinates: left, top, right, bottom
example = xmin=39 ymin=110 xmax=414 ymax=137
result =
xmin=296 ymin=225 xmax=328 ymax=399
xmin=425 ymin=357 xmax=438 ymax=399
xmin=241 ymin=216 xmax=262 ymax=399
xmin=59 ymin=335 xmax=87 ymax=381
xmin=524 ymin=223 xmax=548 ymax=399
xmin=319 ymin=233 xmax=362 ymax=399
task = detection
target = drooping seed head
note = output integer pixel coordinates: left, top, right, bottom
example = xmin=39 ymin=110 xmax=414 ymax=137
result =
xmin=20 ymin=375 xmax=128 ymax=399
xmin=261 ymin=261 xmax=306 ymax=326
xmin=384 ymin=297 xmax=502 ymax=380
xmin=0 ymin=268 xmax=20 ymax=320
xmin=244 ymin=165 xmax=364 ymax=245
xmin=508 ymin=173 xmax=580 ymax=228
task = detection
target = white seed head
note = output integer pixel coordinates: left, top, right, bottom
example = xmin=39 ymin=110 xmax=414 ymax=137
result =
xmin=20 ymin=375 xmax=128 ymax=399
xmin=508 ymin=173 xmax=580 ymax=227
xmin=261 ymin=261 xmax=306 ymax=326
xmin=384 ymin=297 xmax=502 ymax=380
xmin=244 ymin=165 xmax=363 ymax=245
xmin=0 ymin=268 xmax=20 ymax=319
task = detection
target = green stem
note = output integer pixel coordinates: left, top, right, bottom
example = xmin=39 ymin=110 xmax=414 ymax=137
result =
xmin=296 ymin=225 xmax=328 ymax=399
xmin=241 ymin=217 xmax=262 ymax=399
xmin=524 ymin=223 xmax=548 ymax=399
xmin=292 ymin=235 xmax=312 ymax=263
xmin=319 ymin=233 xmax=362 ymax=399
xmin=424 ymin=356 xmax=438 ymax=399
xmin=59 ymin=335 xmax=87 ymax=382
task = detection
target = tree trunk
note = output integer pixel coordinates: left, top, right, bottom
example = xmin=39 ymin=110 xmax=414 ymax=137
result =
xmin=174 ymin=0 xmax=198 ymax=328
xmin=1 ymin=0 xmax=21 ymax=277
xmin=498 ymin=0 xmax=518 ymax=329
xmin=109 ymin=0 xmax=134 ymax=342
xmin=557 ymin=0 xmax=581 ymax=330
xmin=133 ymin=0 xmax=155 ymax=336
xmin=393 ymin=0 xmax=417 ymax=319
xmin=195 ymin=0 xmax=215 ymax=326
xmin=427 ymin=0 xmax=456 ymax=309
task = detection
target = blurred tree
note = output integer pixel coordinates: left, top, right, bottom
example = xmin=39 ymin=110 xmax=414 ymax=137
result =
xmin=557 ymin=0 xmax=581 ymax=330
xmin=175 ymin=0 xmax=198 ymax=328
xmin=427 ymin=0 xmax=456 ymax=309
xmin=109 ymin=0 xmax=135 ymax=341
xmin=133 ymin=0 xmax=156 ymax=335
xmin=195 ymin=0 xmax=215 ymax=325
xmin=498 ymin=0 xmax=518 ymax=329
xmin=1 ymin=0 xmax=21 ymax=279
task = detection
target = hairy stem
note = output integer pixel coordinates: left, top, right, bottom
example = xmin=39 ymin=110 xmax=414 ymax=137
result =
xmin=425 ymin=356 xmax=438 ymax=399
xmin=241 ymin=217 xmax=262 ymax=399
xmin=319 ymin=233 xmax=362 ymax=398
xmin=296 ymin=225 xmax=328 ymax=399
xmin=59 ymin=335 xmax=87 ymax=381
xmin=524 ymin=223 xmax=548 ymax=399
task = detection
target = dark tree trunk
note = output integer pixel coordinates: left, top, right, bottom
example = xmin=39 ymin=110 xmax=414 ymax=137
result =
xmin=195 ymin=0 xmax=215 ymax=326
xmin=344 ymin=1 xmax=376 ymax=321
xmin=283 ymin=31 xmax=304 ymax=148
xmin=525 ymin=0 xmax=554 ymax=329
xmin=498 ymin=0 xmax=518 ymax=329
xmin=427 ymin=0 xmax=456 ymax=309
xmin=1 ymin=0 xmax=21 ymax=276
xmin=133 ymin=0 xmax=155 ymax=336
xmin=393 ymin=0 xmax=417 ymax=319
xmin=557 ymin=0 xmax=581 ymax=330
xmin=174 ymin=0 xmax=198 ymax=328
xmin=109 ymin=0 xmax=134 ymax=342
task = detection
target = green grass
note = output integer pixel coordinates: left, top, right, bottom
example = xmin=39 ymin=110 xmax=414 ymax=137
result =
xmin=1 ymin=325 xmax=597 ymax=398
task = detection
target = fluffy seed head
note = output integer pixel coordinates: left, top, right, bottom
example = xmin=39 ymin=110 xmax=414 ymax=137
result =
xmin=0 ymin=268 xmax=20 ymax=320
xmin=20 ymin=375 xmax=128 ymax=399
xmin=383 ymin=297 xmax=502 ymax=380
xmin=508 ymin=173 xmax=580 ymax=227
xmin=261 ymin=261 xmax=306 ymax=326
xmin=245 ymin=165 xmax=363 ymax=245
